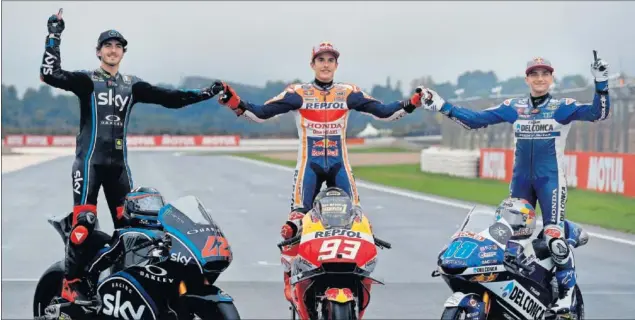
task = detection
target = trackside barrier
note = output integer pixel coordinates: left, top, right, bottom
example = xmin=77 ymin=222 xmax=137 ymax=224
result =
xmin=0 ymin=135 xmax=375 ymax=148
xmin=479 ymin=148 xmax=635 ymax=197
xmin=1 ymin=135 xmax=243 ymax=147
xmin=420 ymin=147 xmax=635 ymax=197
xmin=420 ymin=147 xmax=480 ymax=178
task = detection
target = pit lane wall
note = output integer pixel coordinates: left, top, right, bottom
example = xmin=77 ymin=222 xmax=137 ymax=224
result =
xmin=419 ymin=147 xmax=635 ymax=197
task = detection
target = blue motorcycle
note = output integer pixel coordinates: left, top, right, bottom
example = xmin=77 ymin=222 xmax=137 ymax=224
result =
xmin=432 ymin=207 xmax=588 ymax=320
xmin=33 ymin=195 xmax=241 ymax=320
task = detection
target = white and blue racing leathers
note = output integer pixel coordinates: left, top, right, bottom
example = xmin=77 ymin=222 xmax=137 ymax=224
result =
xmin=438 ymin=80 xmax=610 ymax=295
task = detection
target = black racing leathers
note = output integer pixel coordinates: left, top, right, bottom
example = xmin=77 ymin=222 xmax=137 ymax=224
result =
xmin=40 ymin=34 xmax=213 ymax=220
xmin=40 ymin=34 xmax=214 ymax=286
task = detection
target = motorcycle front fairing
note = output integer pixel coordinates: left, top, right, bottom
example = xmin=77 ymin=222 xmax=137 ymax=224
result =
xmin=290 ymin=211 xmax=382 ymax=319
xmin=158 ymin=195 xmax=233 ymax=285
xmin=291 ymin=212 xmax=379 ymax=284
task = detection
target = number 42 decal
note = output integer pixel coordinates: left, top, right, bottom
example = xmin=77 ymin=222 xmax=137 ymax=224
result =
xmin=318 ymin=239 xmax=361 ymax=261
xmin=201 ymin=235 xmax=231 ymax=258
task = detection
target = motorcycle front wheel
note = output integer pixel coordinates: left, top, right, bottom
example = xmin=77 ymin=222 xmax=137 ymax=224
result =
xmin=322 ymin=300 xmax=355 ymax=320
xmin=440 ymin=306 xmax=467 ymax=320
xmin=192 ymin=302 xmax=241 ymax=320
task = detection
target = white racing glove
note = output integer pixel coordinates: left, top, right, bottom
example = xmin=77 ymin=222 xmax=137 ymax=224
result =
xmin=416 ymin=86 xmax=446 ymax=112
xmin=591 ymin=57 xmax=609 ymax=82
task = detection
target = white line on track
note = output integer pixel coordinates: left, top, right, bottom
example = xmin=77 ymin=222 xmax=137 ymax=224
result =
xmin=228 ymin=155 xmax=635 ymax=247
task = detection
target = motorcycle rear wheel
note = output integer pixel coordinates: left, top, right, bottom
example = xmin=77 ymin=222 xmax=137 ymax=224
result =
xmin=32 ymin=261 xmax=64 ymax=318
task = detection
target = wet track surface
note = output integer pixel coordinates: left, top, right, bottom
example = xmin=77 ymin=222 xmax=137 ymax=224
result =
xmin=2 ymin=152 xmax=635 ymax=319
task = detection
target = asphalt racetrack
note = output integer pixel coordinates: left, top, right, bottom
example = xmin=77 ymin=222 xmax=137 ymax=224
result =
xmin=2 ymin=151 xmax=635 ymax=319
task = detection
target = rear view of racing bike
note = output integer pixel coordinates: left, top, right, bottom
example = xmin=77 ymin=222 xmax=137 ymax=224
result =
xmin=33 ymin=195 xmax=241 ymax=320
xmin=277 ymin=205 xmax=392 ymax=320
xmin=432 ymin=207 xmax=589 ymax=320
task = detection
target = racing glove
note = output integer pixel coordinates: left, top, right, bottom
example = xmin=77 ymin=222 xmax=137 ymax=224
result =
xmin=400 ymin=87 xmax=425 ymax=113
xmin=218 ymin=83 xmax=244 ymax=116
xmin=409 ymin=88 xmax=425 ymax=108
xmin=280 ymin=211 xmax=306 ymax=240
xmin=417 ymin=87 xmax=446 ymax=112
xmin=202 ymin=81 xmax=225 ymax=98
xmin=47 ymin=9 xmax=65 ymax=40
xmin=591 ymin=56 xmax=610 ymax=93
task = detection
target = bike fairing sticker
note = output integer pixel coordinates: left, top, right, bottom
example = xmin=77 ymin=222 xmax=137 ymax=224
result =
xmin=482 ymin=280 xmax=546 ymax=319
xmin=97 ymin=271 xmax=159 ymax=320
xmin=167 ymin=232 xmax=203 ymax=273
xmin=158 ymin=204 xmax=207 ymax=269
xmin=441 ymin=237 xmax=503 ymax=268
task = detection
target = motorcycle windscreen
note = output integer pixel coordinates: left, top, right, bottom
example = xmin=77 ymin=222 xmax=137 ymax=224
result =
xmin=159 ymin=195 xmax=233 ymax=273
xmin=440 ymin=208 xmax=505 ymax=268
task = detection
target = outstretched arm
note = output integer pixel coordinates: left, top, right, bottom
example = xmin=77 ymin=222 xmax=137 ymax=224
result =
xmin=131 ymin=80 xmax=220 ymax=109
xmin=347 ymin=89 xmax=417 ymax=121
xmin=438 ymin=101 xmax=518 ymax=129
xmin=420 ymin=88 xmax=517 ymax=129
xmin=554 ymin=81 xmax=610 ymax=124
xmin=220 ymin=84 xmax=303 ymax=122
xmin=40 ymin=12 xmax=92 ymax=95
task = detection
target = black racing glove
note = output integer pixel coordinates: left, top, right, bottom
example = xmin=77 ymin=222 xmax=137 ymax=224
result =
xmin=202 ymin=81 xmax=225 ymax=98
xmin=47 ymin=9 xmax=65 ymax=38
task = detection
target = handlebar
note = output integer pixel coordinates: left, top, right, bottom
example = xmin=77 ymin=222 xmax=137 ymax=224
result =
xmin=276 ymin=234 xmax=392 ymax=250
xmin=373 ymin=236 xmax=392 ymax=249
xmin=277 ymin=234 xmax=301 ymax=250
xmin=126 ymin=234 xmax=170 ymax=255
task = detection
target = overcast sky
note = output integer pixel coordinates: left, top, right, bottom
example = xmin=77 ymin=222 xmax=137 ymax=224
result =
xmin=3 ymin=1 xmax=635 ymax=97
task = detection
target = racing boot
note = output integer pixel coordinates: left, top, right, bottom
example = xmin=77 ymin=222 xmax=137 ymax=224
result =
xmin=280 ymin=209 xmax=306 ymax=304
xmin=61 ymin=278 xmax=95 ymax=306
xmin=547 ymin=269 xmax=577 ymax=319
xmin=544 ymin=225 xmax=577 ymax=318
xmin=62 ymin=205 xmax=99 ymax=306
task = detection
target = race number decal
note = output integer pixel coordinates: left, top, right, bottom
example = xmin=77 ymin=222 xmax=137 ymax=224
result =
xmin=318 ymin=239 xmax=361 ymax=261
xmin=442 ymin=241 xmax=478 ymax=259
xmin=201 ymin=235 xmax=231 ymax=258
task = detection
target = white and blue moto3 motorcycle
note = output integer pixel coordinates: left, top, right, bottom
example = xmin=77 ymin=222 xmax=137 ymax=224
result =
xmin=432 ymin=207 xmax=588 ymax=320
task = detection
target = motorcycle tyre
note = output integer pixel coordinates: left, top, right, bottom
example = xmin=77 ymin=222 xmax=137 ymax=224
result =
xmin=194 ymin=302 xmax=241 ymax=320
xmin=440 ymin=307 xmax=466 ymax=320
xmin=565 ymin=285 xmax=584 ymax=320
xmin=323 ymin=300 xmax=355 ymax=320
xmin=32 ymin=260 xmax=64 ymax=318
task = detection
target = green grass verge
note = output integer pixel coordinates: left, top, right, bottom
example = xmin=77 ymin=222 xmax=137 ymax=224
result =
xmin=347 ymin=146 xmax=412 ymax=153
xmin=235 ymin=153 xmax=635 ymax=233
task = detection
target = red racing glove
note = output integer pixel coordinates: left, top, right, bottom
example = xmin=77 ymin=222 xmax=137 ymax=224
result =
xmin=280 ymin=211 xmax=306 ymax=240
xmin=218 ymin=82 xmax=244 ymax=116
xmin=409 ymin=87 xmax=425 ymax=107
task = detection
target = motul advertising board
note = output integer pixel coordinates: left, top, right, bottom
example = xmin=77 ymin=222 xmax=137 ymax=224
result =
xmin=480 ymin=148 xmax=635 ymax=197
xmin=1 ymin=135 xmax=241 ymax=147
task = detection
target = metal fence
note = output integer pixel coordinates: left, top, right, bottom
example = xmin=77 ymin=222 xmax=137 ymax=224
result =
xmin=440 ymin=83 xmax=635 ymax=153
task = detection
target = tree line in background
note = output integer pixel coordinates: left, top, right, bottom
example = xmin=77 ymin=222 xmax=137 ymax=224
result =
xmin=1 ymin=70 xmax=591 ymax=136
